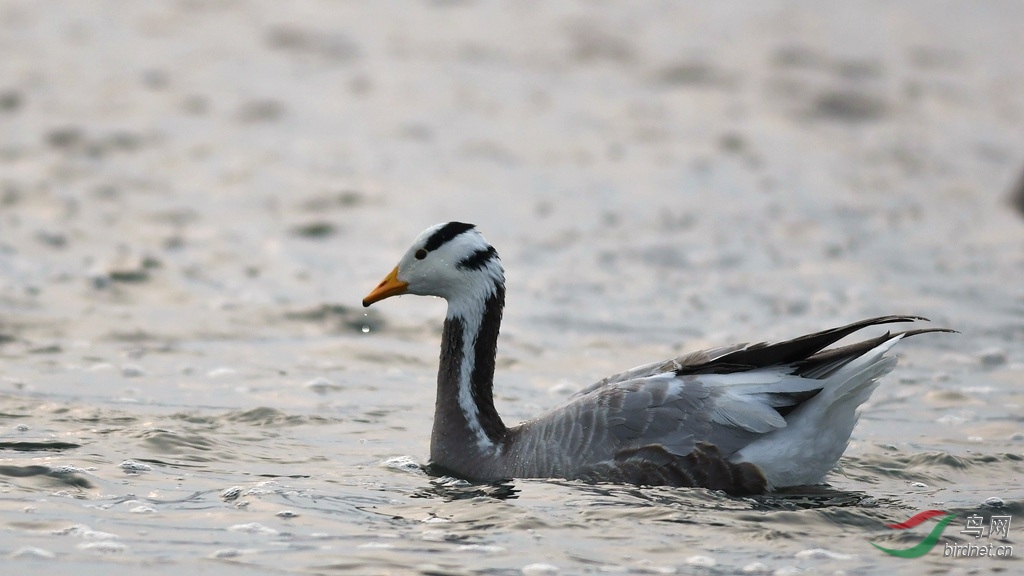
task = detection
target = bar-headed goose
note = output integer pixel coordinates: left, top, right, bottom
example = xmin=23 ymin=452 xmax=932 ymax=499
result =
xmin=363 ymin=222 xmax=950 ymax=494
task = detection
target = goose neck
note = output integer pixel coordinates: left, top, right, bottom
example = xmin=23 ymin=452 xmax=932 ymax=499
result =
xmin=433 ymin=283 xmax=507 ymax=458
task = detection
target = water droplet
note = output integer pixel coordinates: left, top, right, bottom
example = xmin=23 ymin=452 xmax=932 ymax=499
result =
xmin=361 ymin=325 xmax=370 ymax=333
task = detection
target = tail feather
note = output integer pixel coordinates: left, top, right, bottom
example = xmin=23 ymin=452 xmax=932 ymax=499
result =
xmin=681 ymin=315 xmax=929 ymax=375
xmin=731 ymin=334 xmax=906 ymax=489
xmin=797 ymin=327 xmax=955 ymax=379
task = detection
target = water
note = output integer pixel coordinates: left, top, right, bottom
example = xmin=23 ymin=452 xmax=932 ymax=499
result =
xmin=2 ymin=1 xmax=1023 ymax=574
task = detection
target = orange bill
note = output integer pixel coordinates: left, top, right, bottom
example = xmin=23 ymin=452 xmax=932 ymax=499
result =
xmin=362 ymin=266 xmax=408 ymax=307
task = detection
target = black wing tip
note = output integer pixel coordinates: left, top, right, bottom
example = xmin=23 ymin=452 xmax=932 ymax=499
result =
xmin=865 ymin=316 xmax=959 ymax=338
xmin=678 ymin=314 xmax=953 ymax=376
xmin=893 ymin=327 xmax=959 ymax=338
xmin=863 ymin=314 xmax=929 ymax=325
xmin=836 ymin=315 xmax=959 ymax=335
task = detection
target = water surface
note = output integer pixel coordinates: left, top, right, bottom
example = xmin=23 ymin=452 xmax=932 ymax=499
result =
xmin=1 ymin=1 xmax=1023 ymax=574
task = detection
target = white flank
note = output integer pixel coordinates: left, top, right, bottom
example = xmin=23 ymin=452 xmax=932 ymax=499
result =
xmin=732 ymin=335 xmax=904 ymax=488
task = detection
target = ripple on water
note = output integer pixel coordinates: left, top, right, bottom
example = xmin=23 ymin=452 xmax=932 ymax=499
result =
xmin=77 ymin=541 xmax=128 ymax=554
xmin=982 ymin=496 xmax=1006 ymax=508
xmin=222 ymin=407 xmax=323 ymax=426
xmin=118 ymin=459 xmax=152 ymax=472
xmin=409 ymin=477 xmax=521 ymax=501
xmin=521 ymin=563 xmax=559 ymax=575
xmin=793 ymin=548 xmax=854 ymax=560
xmin=685 ymin=555 xmax=716 ymax=567
xmin=134 ymin=429 xmax=220 ymax=461
xmin=227 ymin=522 xmax=278 ymax=535
xmin=304 ymin=376 xmax=344 ymax=394
xmin=221 ymin=486 xmax=244 ymax=501
xmin=381 ymin=455 xmax=426 ymax=475
xmin=839 ymin=450 xmax=1024 ymax=494
xmin=52 ymin=524 xmax=119 ymax=540
xmin=0 ymin=464 xmax=94 ymax=490
xmin=210 ymin=549 xmax=241 ymax=559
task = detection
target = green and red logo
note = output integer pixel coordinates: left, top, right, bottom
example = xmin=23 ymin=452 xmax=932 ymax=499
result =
xmin=872 ymin=509 xmax=1014 ymax=559
xmin=872 ymin=510 xmax=958 ymax=558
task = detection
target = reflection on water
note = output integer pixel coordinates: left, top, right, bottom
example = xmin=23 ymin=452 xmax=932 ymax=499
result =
xmin=751 ymin=486 xmax=871 ymax=511
xmin=413 ymin=476 xmax=522 ymax=502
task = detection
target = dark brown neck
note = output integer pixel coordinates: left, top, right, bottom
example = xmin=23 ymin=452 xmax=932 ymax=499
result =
xmin=430 ymin=284 xmax=507 ymax=469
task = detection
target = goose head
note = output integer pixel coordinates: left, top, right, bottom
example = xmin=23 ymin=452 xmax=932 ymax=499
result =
xmin=362 ymin=222 xmax=504 ymax=309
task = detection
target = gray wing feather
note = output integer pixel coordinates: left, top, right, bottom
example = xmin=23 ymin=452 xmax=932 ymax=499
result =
xmin=572 ymin=344 xmax=749 ymax=397
xmin=517 ymin=366 xmax=814 ymax=477
xmin=504 ymin=368 xmax=794 ymax=495
xmin=709 ymin=392 xmax=787 ymax=433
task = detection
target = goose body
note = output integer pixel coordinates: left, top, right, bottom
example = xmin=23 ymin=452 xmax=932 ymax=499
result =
xmin=363 ymin=222 xmax=949 ymax=494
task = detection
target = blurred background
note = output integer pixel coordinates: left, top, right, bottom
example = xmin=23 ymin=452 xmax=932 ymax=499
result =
xmin=1 ymin=1 xmax=1021 ymax=346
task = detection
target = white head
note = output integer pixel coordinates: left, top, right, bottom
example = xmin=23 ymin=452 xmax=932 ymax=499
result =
xmin=363 ymin=222 xmax=504 ymax=312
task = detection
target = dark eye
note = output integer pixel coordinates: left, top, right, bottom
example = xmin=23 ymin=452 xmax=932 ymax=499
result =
xmin=415 ymin=248 xmax=428 ymax=260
